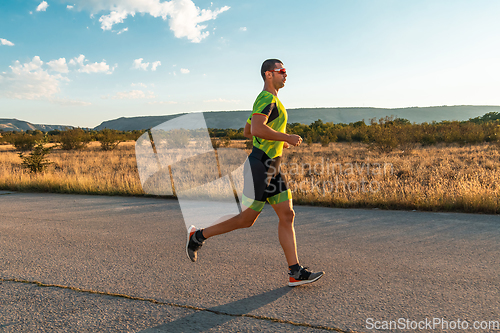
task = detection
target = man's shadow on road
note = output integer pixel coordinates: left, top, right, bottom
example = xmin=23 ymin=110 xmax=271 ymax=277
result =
xmin=139 ymin=286 xmax=292 ymax=333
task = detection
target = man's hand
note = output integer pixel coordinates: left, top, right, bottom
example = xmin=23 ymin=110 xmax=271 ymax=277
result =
xmin=286 ymin=134 xmax=302 ymax=146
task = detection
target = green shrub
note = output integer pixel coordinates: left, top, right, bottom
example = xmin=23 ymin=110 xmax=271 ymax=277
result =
xmin=19 ymin=140 xmax=53 ymax=173
xmin=11 ymin=132 xmax=43 ymax=151
xmin=57 ymin=128 xmax=91 ymax=150
xmin=96 ymin=129 xmax=123 ymax=151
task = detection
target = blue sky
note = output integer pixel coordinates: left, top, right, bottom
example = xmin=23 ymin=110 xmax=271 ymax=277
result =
xmin=1 ymin=0 xmax=500 ymax=128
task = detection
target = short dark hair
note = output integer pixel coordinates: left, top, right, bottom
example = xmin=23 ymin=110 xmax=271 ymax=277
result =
xmin=261 ymin=59 xmax=283 ymax=80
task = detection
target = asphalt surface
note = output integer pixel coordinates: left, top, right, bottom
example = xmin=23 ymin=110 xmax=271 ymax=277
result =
xmin=0 ymin=191 xmax=499 ymax=332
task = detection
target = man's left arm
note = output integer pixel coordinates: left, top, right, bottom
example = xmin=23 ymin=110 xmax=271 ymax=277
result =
xmin=243 ymin=122 xmax=252 ymax=139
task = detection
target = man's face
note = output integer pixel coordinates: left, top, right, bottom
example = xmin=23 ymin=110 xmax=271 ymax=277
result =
xmin=270 ymin=63 xmax=287 ymax=89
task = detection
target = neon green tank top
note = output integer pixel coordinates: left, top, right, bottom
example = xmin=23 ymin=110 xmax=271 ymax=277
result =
xmin=247 ymin=91 xmax=288 ymax=159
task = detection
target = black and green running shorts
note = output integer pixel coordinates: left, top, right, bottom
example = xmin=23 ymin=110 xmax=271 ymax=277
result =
xmin=241 ymin=146 xmax=292 ymax=212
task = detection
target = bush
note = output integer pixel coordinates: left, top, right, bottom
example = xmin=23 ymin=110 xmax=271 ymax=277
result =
xmin=305 ymin=135 xmax=313 ymax=146
xmin=19 ymin=140 xmax=53 ymax=173
xmin=320 ymin=136 xmax=330 ymax=147
xmin=211 ymin=136 xmax=231 ymax=149
xmin=11 ymin=132 xmax=43 ymax=151
xmin=469 ymin=112 xmax=500 ymax=124
xmin=369 ymin=126 xmax=399 ymax=153
xmin=57 ymin=128 xmax=90 ymax=150
xmin=96 ymin=129 xmax=123 ymax=151
xmin=157 ymin=129 xmax=191 ymax=148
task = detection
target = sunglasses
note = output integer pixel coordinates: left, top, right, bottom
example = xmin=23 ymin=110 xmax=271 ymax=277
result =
xmin=270 ymin=68 xmax=287 ymax=74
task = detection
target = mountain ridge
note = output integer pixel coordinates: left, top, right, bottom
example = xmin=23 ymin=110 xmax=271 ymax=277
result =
xmin=3 ymin=105 xmax=500 ymax=132
xmin=0 ymin=118 xmax=74 ymax=132
xmin=94 ymin=105 xmax=500 ymax=131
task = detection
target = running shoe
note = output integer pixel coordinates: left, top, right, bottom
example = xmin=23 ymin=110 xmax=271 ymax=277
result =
xmin=186 ymin=225 xmax=204 ymax=262
xmin=288 ymin=266 xmax=324 ymax=287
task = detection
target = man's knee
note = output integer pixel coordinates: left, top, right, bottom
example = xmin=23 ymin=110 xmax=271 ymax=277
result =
xmin=238 ymin=209 xmax=260 ymax=228
xmin=279 ymin=208 xmax=295 ymax=223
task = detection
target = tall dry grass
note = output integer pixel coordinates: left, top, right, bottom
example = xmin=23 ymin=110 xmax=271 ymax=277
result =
xmin=1 ymin=140 xmax=499 ymax=213
xmin=0 ymin=142 xmax=143 ymax=195
xmin=283 ymin=142 xmax=500 ymax=214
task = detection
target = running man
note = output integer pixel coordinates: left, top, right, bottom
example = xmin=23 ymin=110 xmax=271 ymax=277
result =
xmin=186 ymin=59 xmax=324 ymax=287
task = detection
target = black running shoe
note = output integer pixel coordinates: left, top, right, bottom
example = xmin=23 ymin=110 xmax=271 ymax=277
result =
xmin=288 ymin=266 xmax=324 ymax=287
xmin=186 ymin=225 xmax=204 ymax=262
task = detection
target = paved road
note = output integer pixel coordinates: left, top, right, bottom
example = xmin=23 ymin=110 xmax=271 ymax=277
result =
xmin=0 ymin=191 xmax=499 ymax=332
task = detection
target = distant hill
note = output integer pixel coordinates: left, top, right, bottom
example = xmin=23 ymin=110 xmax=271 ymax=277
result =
xmin=94 ymin=105 xmax=500 ymax=131
xmin=0 ymin=119 xmax=74 ymax=132
xmin=4 ymin=105 xmax=500 ymax=132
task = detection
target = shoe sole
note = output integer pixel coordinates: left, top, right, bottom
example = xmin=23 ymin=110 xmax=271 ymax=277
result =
xmin=186 ymin=225 xmax=197 ymax=262
xmin=288 ymin=272 xmax=324 ymax=287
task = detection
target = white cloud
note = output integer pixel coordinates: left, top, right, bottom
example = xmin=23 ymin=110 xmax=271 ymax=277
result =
xmin=69 ymin=54 xmax=114 ymax=74
xmin=0 ymin=55 xmax=113 ymax=101
xmin=168 ymin=1 xmax=230 ymax=43
xmin=131 ymin=82 xmax=147 ymax=87
xmin=148 ymin=101 xmax=177 ymax=105
xmin=49 ymin=97 xmax=91 ymax=106
xmin=69 ymin=0 xmax=229 ymax=43
xmin=151 ymin=61 xmax=161 ymax=71
xmin=67 ymin=5 xmax=74 ymax=9
xmin=204 ymin=97 xmax=240 ymax=103
xmin=0 ymin=56 xmax=67 ymax=100
xmin=47 ymin=58 xmax=69 ymax=73
xmin=108 ymin=90 xmax=155 ymax=99
xmin=180 ymin=68 xmax=190 ymax=74
xmin=239 ymin=27 xmax=247 ymax=31
xmin=131 ymin=59 xmax=160 ymax=72
xmin=79 ymin=62 xmax=111 ymax=73
xmin=69 ymin=54 xmax=84 ymax=66
xmin=116 ymin=27 xmax=128 ymax=34
xmin=99 ymin=10 xmax=130 ymax=31
xmin=0 ymin=38 xmax=14 ymax=46
xmin=36 ymin=1 xmax=49 ymax=12
xmin=132 ymin=58 xmax=149 ymax=70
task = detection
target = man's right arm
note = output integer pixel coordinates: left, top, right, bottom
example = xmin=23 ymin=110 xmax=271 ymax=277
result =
xmin=251 ymin=114 xmax=302 ymax=146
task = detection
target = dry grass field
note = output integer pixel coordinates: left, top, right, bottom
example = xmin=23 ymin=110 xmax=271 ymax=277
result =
xmin=1 ymin=140 xmax=499 ymax=214
xmin=282 ymin=142 xmax=500 ymax=214
xmin=0 ymin=141 xmax=142 ymax=196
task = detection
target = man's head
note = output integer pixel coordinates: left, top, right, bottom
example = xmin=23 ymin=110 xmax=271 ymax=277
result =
xmin=261 ymin=59 xmax=283 ymax=80
xmin=261 ymin=59 xmax=287 ymax=90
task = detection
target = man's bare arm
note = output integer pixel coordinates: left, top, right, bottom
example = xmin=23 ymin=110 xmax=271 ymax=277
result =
xmin=251 ymin=114 xmax=302 ymax=146
xmin=243 ymin=122 xmax=252 ymax=139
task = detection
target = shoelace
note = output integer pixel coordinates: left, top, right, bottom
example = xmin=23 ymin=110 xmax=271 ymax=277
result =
xmin=289 ymin=266 xmax=310 ymax=278
xmin=299 ymin=266 xmax=312 ymax=279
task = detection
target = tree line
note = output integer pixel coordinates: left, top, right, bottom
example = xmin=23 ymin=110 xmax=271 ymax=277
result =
xmin=2 ymin=112 xmax=500 ymax=152
xmin=0 ymin=128 xmax=145 ymax=151
xmin=212 ymin=112 xmax=500 ymax=152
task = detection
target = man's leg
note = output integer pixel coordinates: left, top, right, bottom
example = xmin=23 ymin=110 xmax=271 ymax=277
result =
xmin=202 ymin=206 xmax=261 ymax=238
xmin=271 ymin=199 xmax=299 ymax=266
xmin=186 ymin=206 xmax=260 ymax=262
xmin=187 ymin=153 xmax=266 ymax=261
xmin=271 ymin=198 xmax=325 ymax=286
